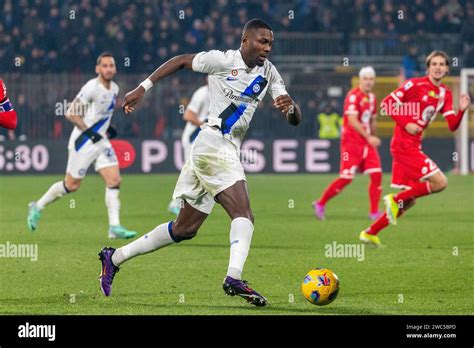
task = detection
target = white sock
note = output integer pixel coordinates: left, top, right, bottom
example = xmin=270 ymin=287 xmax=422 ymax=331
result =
xmin=105 ymin=187 xmax=120 ymax=226
xmin=36 ymin=181 xmax=69 ymax=210
xmin=112 ymin=222 xmax=175 ymax=266
xmin=227 ymin=217 xmax=254 ymax=280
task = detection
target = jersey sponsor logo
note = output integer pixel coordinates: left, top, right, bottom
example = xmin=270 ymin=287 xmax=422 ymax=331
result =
xmin=223 ymin=88 xmax=258 ymax=104
xmin=226 ymin=76 xmax=238 ymax=81
xmin=220 ymin=75 xmax=268 ymax=134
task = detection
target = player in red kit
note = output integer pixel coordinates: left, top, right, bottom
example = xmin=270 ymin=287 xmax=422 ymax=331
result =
xmin=0 ymin=79 xmax=18 ymax=130
xmin=313 ymin=67 xmax=383 ymax=220
xmin=359 ymin=51 xmax=471 ymax=247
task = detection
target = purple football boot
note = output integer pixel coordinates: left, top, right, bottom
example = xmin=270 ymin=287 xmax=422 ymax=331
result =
xmin=223 ymin=276 xmax=268 ymax=307
xmin=312 ymin=201 xmax=326 ymax=220
xmin=98 ymin=247 xmax=120 ymax=296
xmin=369 ymin=211 xmax=383 ymax=221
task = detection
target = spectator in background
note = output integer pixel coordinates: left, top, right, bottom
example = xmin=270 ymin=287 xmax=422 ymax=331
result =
xmin=461 ymin=4 xmax=474 ymax=67
xmin=400 ymin=45 xmax=422 ymax=83
xmin=317 ymin=100 xmax=341 ymax=139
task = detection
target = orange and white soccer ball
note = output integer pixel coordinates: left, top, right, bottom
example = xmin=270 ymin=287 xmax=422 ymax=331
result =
xmin=301 ymin=268 xmax=339 ymax=306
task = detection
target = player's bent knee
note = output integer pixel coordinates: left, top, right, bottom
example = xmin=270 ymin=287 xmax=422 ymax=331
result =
xmin=65 ymin=180 xmax=81 ymax=192
xmin=107 ymin=176 xmax=121 ymax=188
xmin=431 ymin=176 xmax=448 ymax=193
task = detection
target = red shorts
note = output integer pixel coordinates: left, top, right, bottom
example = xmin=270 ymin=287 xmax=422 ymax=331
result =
xmin=339 ymin=142 xmax=381 ymax=179
xmin=391 ymin=146 xmax=439 ymax=189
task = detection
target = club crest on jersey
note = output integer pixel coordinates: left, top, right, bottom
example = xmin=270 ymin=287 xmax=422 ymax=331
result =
xmin=421 ymin=105 xmax=436 ymax=122
xmin=403 ymin=81 xmax=413 ymax=90
xmin=227 ymin=70 xmax=239 ymax=81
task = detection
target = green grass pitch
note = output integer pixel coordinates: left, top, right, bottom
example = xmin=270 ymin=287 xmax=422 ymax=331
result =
xmin=0 ymin=174 xmax=472 ymax=315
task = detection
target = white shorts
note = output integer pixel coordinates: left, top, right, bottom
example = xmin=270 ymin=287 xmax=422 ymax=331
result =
xmin=182 ymin=138 xmax=193 ymax=163
xmin=173 ymin=125 xmax=246 ymax=214
xmin=66 ymin=139 xmax=119 ymax=179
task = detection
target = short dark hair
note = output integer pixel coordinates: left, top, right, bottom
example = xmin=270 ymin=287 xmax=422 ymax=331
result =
xmin=96 ymin=52 xmax=114 ymax=65
xmin=426 ymin=50 xmax=449 ymax=67
xmin=243 ymin=18 xmax=272 ymax=33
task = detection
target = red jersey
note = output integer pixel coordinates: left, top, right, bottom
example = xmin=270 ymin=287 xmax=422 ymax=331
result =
xmin=0 ymin=79 xmax=17 ymax=130
xmin=382 ymin=76 xmax=455 ymax=149
xmin=341 ymin=87 xmax=377 ymax=145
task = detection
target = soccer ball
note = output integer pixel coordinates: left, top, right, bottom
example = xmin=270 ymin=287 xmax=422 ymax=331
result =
xmin=301 ymin=268 xmax=339 ymax=306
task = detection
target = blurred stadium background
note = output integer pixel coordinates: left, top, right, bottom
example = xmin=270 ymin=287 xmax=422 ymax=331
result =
xmin=1 ymin=0 xmax=474 ymax=317
xmin=1 ymin=0 xmax=473 ymax=174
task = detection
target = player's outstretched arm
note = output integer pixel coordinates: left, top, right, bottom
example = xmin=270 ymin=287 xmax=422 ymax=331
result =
xmin=274 ymin=95 xmax=301 ymax=126
xmin=444 ymin=93 xmax=471 ymax=132
xmin=122 ymin=54 xmax=196 ymax=114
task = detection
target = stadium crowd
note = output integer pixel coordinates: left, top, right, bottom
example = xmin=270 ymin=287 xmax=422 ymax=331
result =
xmin=1 ymin=0 xmax=471 ymax=73
xmin=1 ymin=0 xmax=472 ymax=140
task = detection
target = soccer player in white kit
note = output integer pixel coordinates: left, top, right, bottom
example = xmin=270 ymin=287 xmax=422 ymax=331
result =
xmin=27 ymin=53 xmax=137 ymax=240
xmin=168 ymin=80 xmax=210 ymax=216
xmin=99 ymin=19 xmax=301 ymax=306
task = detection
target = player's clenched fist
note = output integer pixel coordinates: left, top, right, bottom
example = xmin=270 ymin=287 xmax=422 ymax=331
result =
xmin=122 ymin=86 xmax=145 ymax=114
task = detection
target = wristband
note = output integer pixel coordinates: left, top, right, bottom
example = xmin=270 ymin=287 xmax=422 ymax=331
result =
xmin=139 ymin=78 xmax=153 ymax=92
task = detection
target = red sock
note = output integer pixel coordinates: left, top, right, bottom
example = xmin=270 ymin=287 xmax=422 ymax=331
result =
xmin=366 ymin=213 xmax=389 ymax=235
xmin=369 ymin=172 xmax=382 ymax=213
xmin=318 ymin=177 xmax=352 ymax=205
xmin=393 ymin=182 xmax=430 ymax=208
xmin=367 ymin=198 xmax=415 ymax=235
